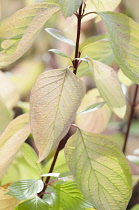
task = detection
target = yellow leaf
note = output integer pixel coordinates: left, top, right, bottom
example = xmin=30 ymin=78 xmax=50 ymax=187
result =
xmin=30 ymin=69 xmax=85 ymax=162
xmin=87 ymin=59 xmax=127 ymax=118
xmin=0 ymin=183 xmax=20 ymax=210
xmin=0 ymin=3 xmax=59 ymax=67
xmin=76 ymin=88 xmax=111 ymax=133
xmin=0 ymin=114 xmax=30 ymax=179
xmin=0 ymin=71 xmax=19 ymax=109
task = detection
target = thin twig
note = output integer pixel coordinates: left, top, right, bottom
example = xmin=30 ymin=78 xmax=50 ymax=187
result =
xmin=73 ymin=3 xmax=83 ymax=74
xmin=123 ymin=84 xmax=139 ymax=153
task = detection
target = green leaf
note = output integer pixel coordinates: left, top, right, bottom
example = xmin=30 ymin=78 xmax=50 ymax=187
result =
xmin=76 ymin=88 xmax=111 ymax=133
xmin=65 ymin=129 xmax=132 ymax=210
xmin=0 ymin=71 xmax=19 ymax=109
xmin=30 ymin=69 xmax=85 ymax=162
xmin=7 ymin=179 xmax=44 ymax=200
xmin=98 ymin=12 xmax=139 ymax=84
xmin=22 ymin=143 xmax=42 ymax=173
xmin=42 ymin=149 xmax=70 ymax=177
xmin=53 ymin=181 xmax=93 ymax=210
xmin=118 ymin=69 xmax=133 ymax=87
xmin=0 ymin=114 xmax=30 ymax=179
xmin=56 ymin=0 xmax=82 ymax=17
xmin=90 ymin=0 xmax=121 ymax=12
xmin=49 ymin=49 xmax=71 ymax=58
xmin=11 ymin=60 xmax=44 ymax=98
xmin=77 ymin=39 xmax=115 ymax=77
xmin=130 ymin=204 xmax=139 ymax=210
xmin=87 ymin=58 xmax=127 ymax=118
xmin=45 ymin=28 xmax=75 ymax=46
xmin=15 ymin=196 xmax=50 ymax=210
xmin=77 ymin=101 xmax=106 ymax=115
xmin=0 ymin=3 xmax=59 ymax=67
xmin=127 ymin=155 xmax=139 ymax=166
xmin=0 ymin=96 xmax=13 ymax=135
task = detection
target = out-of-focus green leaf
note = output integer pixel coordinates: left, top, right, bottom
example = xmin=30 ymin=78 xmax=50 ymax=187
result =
xmin=11 ymin=60 xmax=44 ymax=98
xmin=118 ymin=69 xmax=133 ymax=86
xmin=0 ymin=114 xmax=30 ymax=179
xmin=79 ymin=34 xmax=108 ymax=50
xmin=0 ymin=3 xmax=59 ymax=67
xmin=98 ymin=12 xmax=139 ymax=84
xmin=130 ymin=204 xmax=139 ymax=210
xmin=0 ymin=97 xmax=13 ymax=135
xmin=17 ymin=101 xmax=29 ymax=113
xmin=45 ymin=28 xmax=75 ymax=46
xmin=25 ymin=0 xmax=57 ymax=5
xmin=77 ymin=39 xmax=115 ymax=77
xmin=42 ymin=150 xmax=70 ymax=177
xmin=0 ymin=153 xmax=41 ymax=185
xmin=22 ymin=143 xmax=42 ymax=173
xmin=0 ymin=71 xmax=19 ymax=109
xmin=56 ymin=0 xmax=82 ymax=17
xmin=53 ymin=181 xmax=93 ymax=210
xmin=7 ymin=179 xmax=44 ymax=200
xmin=76 ymin=89 xmax=111 ymax=133
xmin=15 ymin=196 xmax=50 ymax=210
xmin=77 ymin=101 xmax=106 ymax=115
xmin=30 ymin=69 xmax=85 ymax=162
xmin=127 ymin=155 xmax=139 ymax=166
xmin=87 ymin=58 xmax=127 ymax=118
xmin=65 ymin=129 xmax=132 ymax=210
xmin=90 ymin=0 xmax=121 ymax=12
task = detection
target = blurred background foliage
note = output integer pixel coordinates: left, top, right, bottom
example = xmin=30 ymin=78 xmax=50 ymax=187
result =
xmin=0 ymin=0 xmax=139 ymax=208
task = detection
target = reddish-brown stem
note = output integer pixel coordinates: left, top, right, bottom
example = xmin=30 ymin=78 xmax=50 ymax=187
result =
xmin=123 ymin=84 xmax=139 ymax=153
xmin=38 ymin=138 xmax=65 ymax=198
xmin=73 ymin=3 xmax=83 ymax=74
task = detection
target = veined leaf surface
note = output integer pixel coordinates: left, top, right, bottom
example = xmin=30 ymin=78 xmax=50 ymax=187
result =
xmin=0 ymin=113 xmax=30 ymax=178
xmin=15 ymin=197 xmax=50 ymax=210
xmin=87 ymin=58 xmax=126 ymax=118
xmin=53 ymin=181 xmax=93 ymax=210
xmin=0 ymin=3 xmax=59 ymax=67
xmin=65 ymin=129 xmax=132 ymax=210
xmin=7 ymin=179 xmax=44 ymax=200
xmin=56 ymin=0 xmax=82 ymax=17
xmin=30 ymin=69 xmax=85 ymax=162
xmin=98 ymin=12 xmax=139 ymax=84
xmin=76 ymin=89 xmax=111 ymax=133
